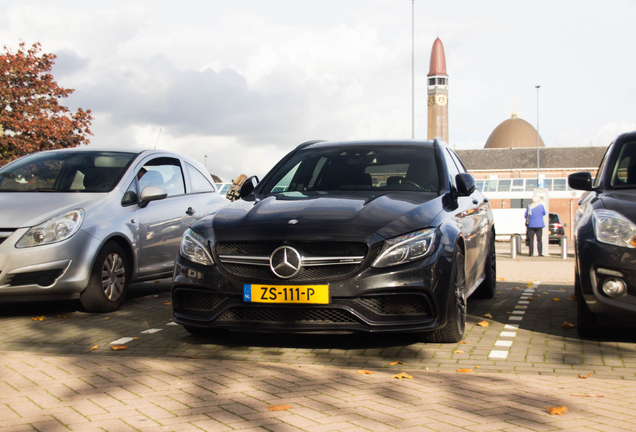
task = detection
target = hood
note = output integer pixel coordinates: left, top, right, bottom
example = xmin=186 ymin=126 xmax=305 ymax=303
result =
xmin=600 ymin=190 xmax=636 ymax=223
xmin=208 ymin=191 xmax=444 ymax=242
xmin=0 ymin=192 xmax=105 ymax=228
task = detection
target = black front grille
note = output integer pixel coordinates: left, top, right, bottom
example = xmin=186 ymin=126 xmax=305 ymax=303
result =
xmin=174 ymin=290 xmax=228 ymax=311
xmin=217 ymin=307 xmax=359 ymax=324
xmin=216 ymin=241 xmax=367 ymax=257
xmin=221 ymin=263 xmax=361 ymax=282
xmin=216 ymin=241 xmax=368 ymax=282
xmin=355 ymin=295 xmax=430 ymax=315
xmin=8 ymin=269 xmax=65 ymax=287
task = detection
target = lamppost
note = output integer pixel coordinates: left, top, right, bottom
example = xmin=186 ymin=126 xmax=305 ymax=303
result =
xmin=535 ymin=85 xmax=540 ymax=184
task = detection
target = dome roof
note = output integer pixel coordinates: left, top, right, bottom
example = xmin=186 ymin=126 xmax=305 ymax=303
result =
xmin=484 ymin=115 xmax=545 ymax=149
xmin=427 ymin=38 xmax=447 ymax=77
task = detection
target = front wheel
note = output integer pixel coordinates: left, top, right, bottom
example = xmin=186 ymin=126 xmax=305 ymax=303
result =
xmin=80 ymin=242 xmax=129 ymax=313
xmin=420 ymin=246 xmax=466 ymax=343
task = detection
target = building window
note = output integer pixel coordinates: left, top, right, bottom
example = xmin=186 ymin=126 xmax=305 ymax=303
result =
xmin=553 ymin=179 xmax=566 ymax=191
xmin=510 ymin=198 xmax=534 ymax=209
xmin=511 ymin=179 xmax=524 ymax=192
xmin=497 ymin=179 xmax=511 ymax=192
xmin=428 ymin=78 xmax=435 ymax=86
xmin=525 ymin=179 xmax=538 ymax=191
xmin=437 ymin=78 xmax=446 ymax=85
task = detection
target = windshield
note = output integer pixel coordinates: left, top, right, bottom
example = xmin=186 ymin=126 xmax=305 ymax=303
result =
xmin=260 ymin=145 xmax=439 ymax=194
xmin=0 ymin=151 xmax=137 ymax=192
xmin=610 ymin=141 xmax=636 ymax=188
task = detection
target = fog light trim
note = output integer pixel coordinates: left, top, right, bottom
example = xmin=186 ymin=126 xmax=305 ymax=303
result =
xmin=597 ymin=268 xmax=624 ymax=277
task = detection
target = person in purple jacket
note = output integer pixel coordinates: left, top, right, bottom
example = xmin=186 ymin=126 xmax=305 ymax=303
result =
xmin=525 ymin=195 xmax=546 ymax=256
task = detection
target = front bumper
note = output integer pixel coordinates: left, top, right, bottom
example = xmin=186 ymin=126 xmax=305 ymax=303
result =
xmin=172 ymin=244 xmax=455 ymax=334
xmin=576 ymin=237 xmax=636 ymax=321
xmin=0 ymin=229 xmax=100 ymax=300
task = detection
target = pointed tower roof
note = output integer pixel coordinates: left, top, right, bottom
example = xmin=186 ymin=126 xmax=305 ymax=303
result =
xmin=427 ymin=37 xmax=447 ymax=77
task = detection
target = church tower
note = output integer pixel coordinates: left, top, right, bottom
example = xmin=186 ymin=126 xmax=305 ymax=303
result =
xmin=427 ymin=37 xmax=449 ymax=142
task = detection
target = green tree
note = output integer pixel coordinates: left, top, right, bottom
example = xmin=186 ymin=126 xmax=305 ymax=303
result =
xmin=0 ymin=42 xmax=93 ymax=166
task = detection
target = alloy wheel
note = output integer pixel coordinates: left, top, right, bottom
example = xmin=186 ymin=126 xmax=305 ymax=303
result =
xmin=101 ymin=253 xmax=126 ymax=301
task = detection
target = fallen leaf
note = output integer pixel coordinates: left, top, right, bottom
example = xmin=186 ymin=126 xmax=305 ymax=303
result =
xmin=571 ymin=394 xmax=604 ymax=397
xmin=517 ymin=259 xmax=521 ymax=262
xmin=528 ymin=297 xmax=535 ymax=301
xmin=498 ymin=278 xmax=505 ymax=281
xmin=512 ymin=287 xmax=520 ymax=290
xmin=168 ymin=318 xmax=173 ymax=322
xmin=454 ymin=350 xmax=464 ymax=354
xmin=547 ymin=406 xmax=568 ymax=415
xmin=571 ymin=294 xmax=577 ymax=300
xmin=553 ymin=298 xmax=561 ymax=302
xmin=32 ymin=316 xmax=45 ymax=321
xmin=559 ymin=288 xmax=567 ymax=292
xmin=526 ymin=282 xmax=534 ymax=287
xmin=562 ymin=321 xmax=576 ymax=329
xmin=475 ymin=366 xmax=482 ymax=369
xmin=104 ymin=317 xmax=110 ymax=320
xmin=482 ymin=313 xmax=493 ymax=319
xmin=578 ymin=372 xmax=593 ymax=379
xmin=111 ymin=345 xmax=128 ymax=351
xmin=456 ymin=368 xmax=472 ymax=373
xmin=476 ymin=321 xmax=490 ymax=327
xmin=133 ymin=337 xmax=141 ymax=340
xmin=389 ymin=361 xmax=405 ymax=366
xmin=268 ymin=404 xmax=291 ymax=411
xmin=162 ymin=302 xmax=172 ymax=305
xmin=57 ymin=315 xmax=67 ymax=318
xmin=86 ymin=345 xmax=99 ymax=353
xmin=391 ymin=372 xmax=413 ymax=380
xmin=459 ymin=341 xmax=470 ymax=344
xmin=543 ymin=292 xmax=548 ymax=294
xmin=356 ymin=369 xmax=375 ymax=375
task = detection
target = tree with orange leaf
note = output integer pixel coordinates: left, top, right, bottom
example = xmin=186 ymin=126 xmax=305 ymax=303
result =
xmin=0 ymin=42 xmax=93 ymax=166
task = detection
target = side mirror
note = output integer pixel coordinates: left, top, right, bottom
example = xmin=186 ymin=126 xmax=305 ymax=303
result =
xmin=456 ymin=173 xmax=476 ymax=196
xmin=239 ymin=176 xmax=259 ymax=198
xmin=568 ymin=172 xmax=594 ymax=191
xmin=139 ymin=185 xmax=168 ymax=207
xmin=564 ymin=223 xmax=568 ymax=227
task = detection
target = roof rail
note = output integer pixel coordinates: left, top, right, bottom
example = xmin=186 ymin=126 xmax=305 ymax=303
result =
xmin=296 ymin=140 xmax=327 ymax=150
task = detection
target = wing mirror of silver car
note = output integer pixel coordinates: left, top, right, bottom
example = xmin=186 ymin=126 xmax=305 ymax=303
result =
xmin=455 ymin=173 xmax=476 ymax=197
xmin=139 ymin=185 xmax=168 ymax=207
xmin=239 ymin=175 xmax=259 ymax=198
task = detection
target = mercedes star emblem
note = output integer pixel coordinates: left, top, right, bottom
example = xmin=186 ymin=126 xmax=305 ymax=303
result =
xmin=270 ymin=246 xmax=302 ymax=279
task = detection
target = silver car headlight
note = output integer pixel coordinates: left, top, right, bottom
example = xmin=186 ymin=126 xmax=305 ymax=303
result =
xmin=16 ymin=209 xmax=84 ymax=248
xmin=592 ymin=209 xmax=636 ymax=248
xmin=180 ymin=228 xmax=214 ymax=266
xmin=372 ymin=228 xmax=437 ymax=268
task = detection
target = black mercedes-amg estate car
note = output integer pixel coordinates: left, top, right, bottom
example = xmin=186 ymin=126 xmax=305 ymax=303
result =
xmin=569 ymin=130 xmax=636 ymax=336
xmin=172 ymin=139 xmax=496 ymax=343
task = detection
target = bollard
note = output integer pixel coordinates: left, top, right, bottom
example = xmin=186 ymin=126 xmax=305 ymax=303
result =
xmin=560 ymin=236 xmax=568 ymax=259
xmin=510 ymin=235 xmax=518 ymax=259
xmin=516 ymin=234 xmax=522 ymax=255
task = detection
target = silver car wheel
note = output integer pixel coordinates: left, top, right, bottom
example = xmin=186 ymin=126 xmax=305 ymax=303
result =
xmin=102 ymin=253 xmax=125 ymax=301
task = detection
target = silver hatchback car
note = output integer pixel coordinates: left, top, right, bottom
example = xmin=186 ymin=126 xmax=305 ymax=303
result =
xmin=0 ymin=148 xmax=228 ymax=312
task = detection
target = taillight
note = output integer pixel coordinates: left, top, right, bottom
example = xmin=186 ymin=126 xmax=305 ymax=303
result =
xmin=554 ymin=223 xmax=563 ymax=228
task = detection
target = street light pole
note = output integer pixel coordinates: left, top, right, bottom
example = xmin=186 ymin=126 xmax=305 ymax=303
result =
xmin=535 ymin=85 xmax=540 ymax=183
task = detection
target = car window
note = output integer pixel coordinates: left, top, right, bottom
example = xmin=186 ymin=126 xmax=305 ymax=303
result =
xmin=610 ymin=141 xmax=636 ymax=188
xmin=121 ymin=180 xmax=138 ymax=205
xmin=260 ymin=146 xmax=439 ymax=193
xmin=594 ymin=145 xmax=611 ymax=188
xmin=549 ymin=213 xmax=560 ymax=224
xmin=0 ymin=151 xmax=137 ymax=192
xmin=449 ymin=150 xmax=467 ymax=173
xmin=444 ymin=149 xmax=460 ymax=188
xmin=185 ymin=163 xmax=215 ymax=194
xmin=138 ymin=157 xmax=185 ymax=197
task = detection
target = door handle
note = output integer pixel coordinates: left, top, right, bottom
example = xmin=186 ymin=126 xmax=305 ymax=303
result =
xmin=186 ymin=207 xmax=196 ymax=216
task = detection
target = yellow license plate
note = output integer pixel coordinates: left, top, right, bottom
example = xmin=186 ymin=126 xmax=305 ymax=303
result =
xmin=244 ymin=284 xmax=329 ymax=304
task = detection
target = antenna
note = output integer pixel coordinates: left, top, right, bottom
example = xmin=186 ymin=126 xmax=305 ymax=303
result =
xmin=154 ymin=128 xmax=162 ymax=149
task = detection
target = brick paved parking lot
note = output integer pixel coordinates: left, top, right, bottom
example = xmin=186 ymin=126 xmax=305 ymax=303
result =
xmin=2 ymin=254 xmax=636 ymax=431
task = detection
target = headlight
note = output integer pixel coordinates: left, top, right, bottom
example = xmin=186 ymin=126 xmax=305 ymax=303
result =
xmin=592 ymin=209 xmax=636 ymax=248
xmin=372 ymin=228 xmax=437 ymax=268
xmin=180 ymin=228 xmax=214 ymax=266
xmin=16 ymin=209 xmax=84 ymax=248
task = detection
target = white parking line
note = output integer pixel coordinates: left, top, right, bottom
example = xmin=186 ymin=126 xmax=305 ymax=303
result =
xmin=500 ymin=331 xmax=516 ymax=337
xmin=488 ymin=350 xmax=509 ymax=359
xmin=495 ymin=340 xmax=513 ymax=347
xmin=110 ymin=337 xmax=134 ymax=345
xmin=141 ymin=328 xmax=163 ymax=334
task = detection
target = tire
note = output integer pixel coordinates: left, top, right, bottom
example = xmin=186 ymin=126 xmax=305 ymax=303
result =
xmin=575 ymin=271 xmax=600 ymax=337
xmin=420 ymin=246 xmax=466 ymax=343
xmin=80 ymin=242 xmax=129 ymax=313
xmin=474 ymin=232 xmax=496 ymax=299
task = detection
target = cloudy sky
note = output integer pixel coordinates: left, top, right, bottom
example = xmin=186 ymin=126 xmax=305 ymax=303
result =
xmin=2 ymin=0 xmax=635 ymax=180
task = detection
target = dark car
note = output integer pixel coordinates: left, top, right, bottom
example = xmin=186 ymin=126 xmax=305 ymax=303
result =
xmin=172 ymin=139 xmax=496 ymax=343
xmin=549 ymin=213 xmax=565 ymax=244
xmin=569 ymin=130 xmax=636 ymax=336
